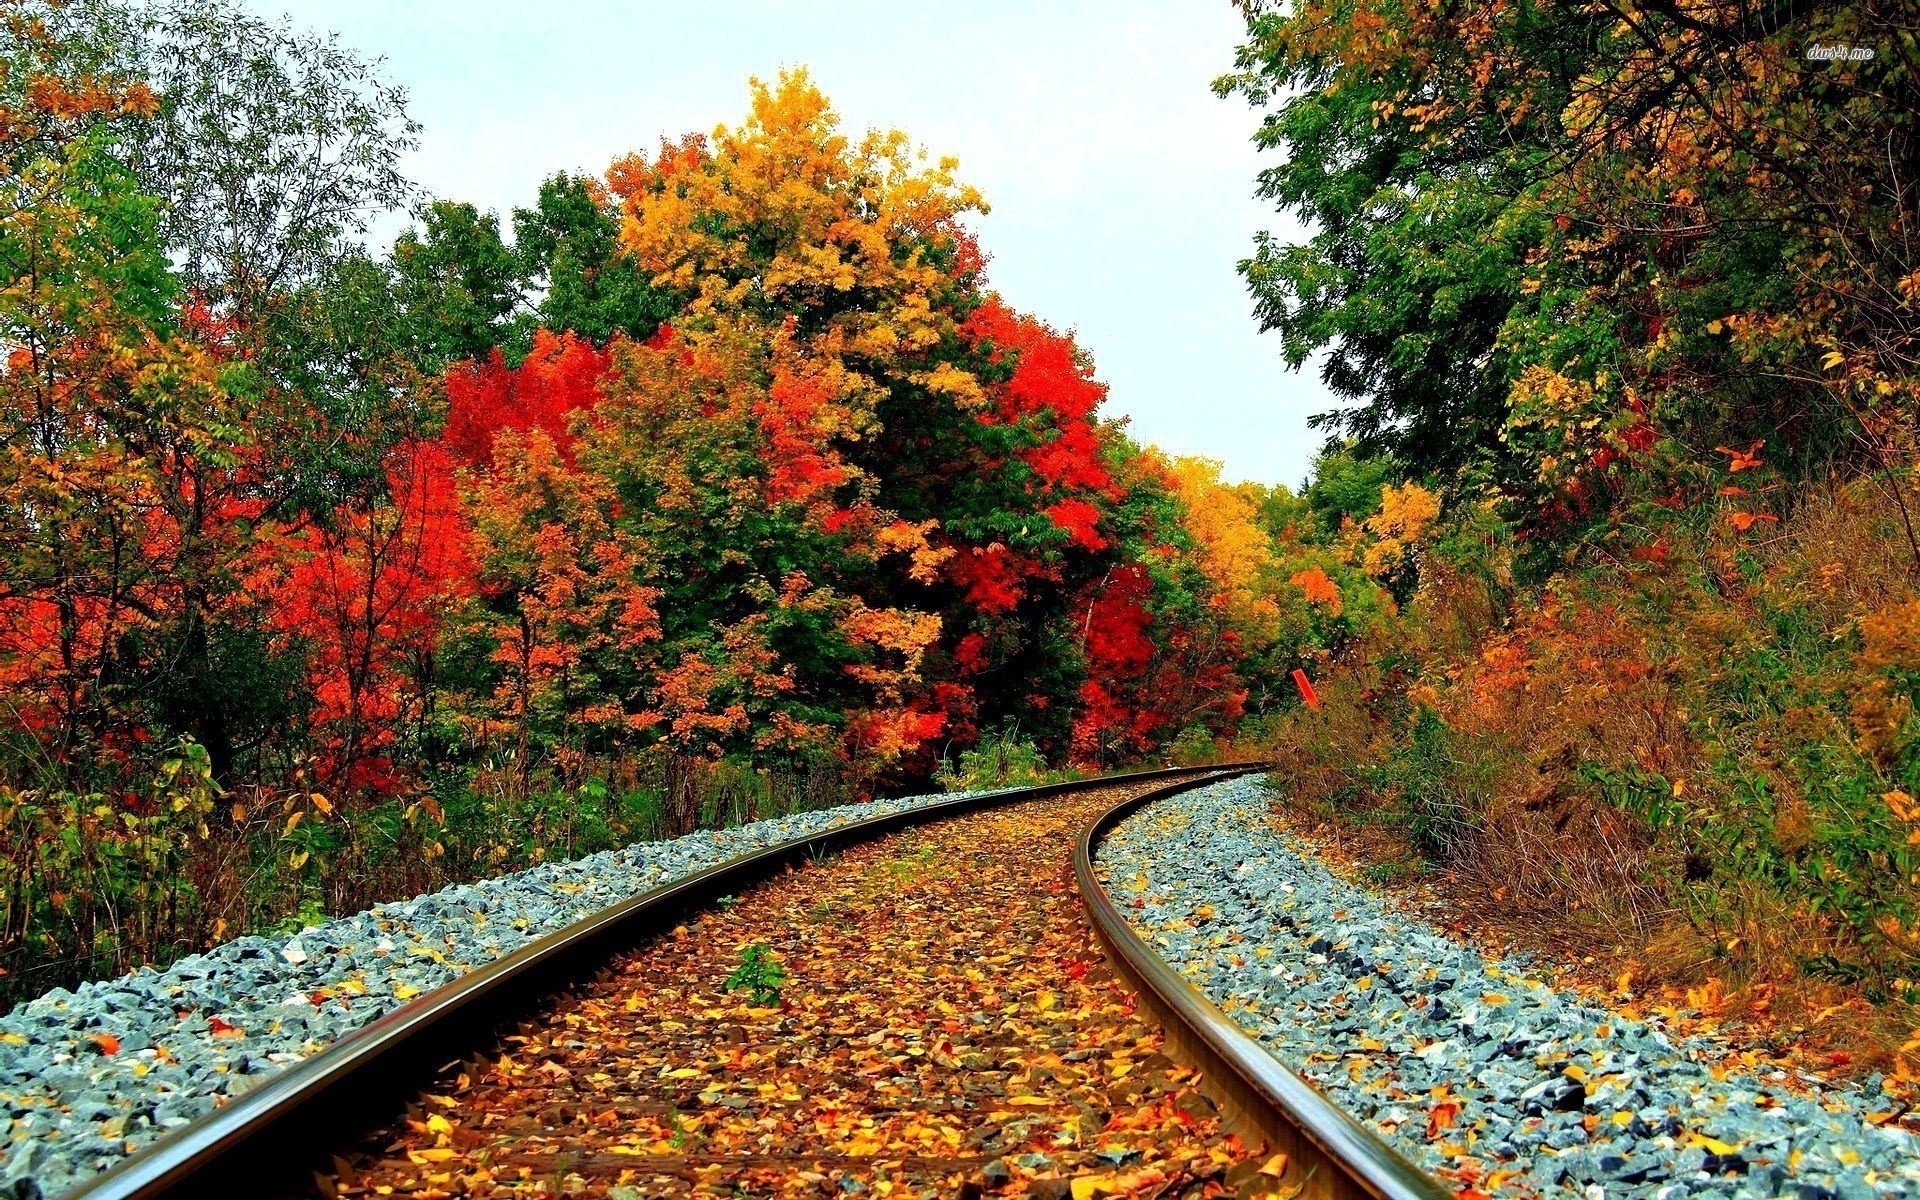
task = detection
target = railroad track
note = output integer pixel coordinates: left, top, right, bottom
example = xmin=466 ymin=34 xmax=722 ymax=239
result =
xmin=64 ymin=764 xmax=1449 ymax=1200
xmin=1077 ymin=786 xmax=1446 ymax=1200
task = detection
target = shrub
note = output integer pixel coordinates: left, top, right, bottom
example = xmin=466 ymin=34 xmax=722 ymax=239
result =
xmin=0 ymin=742 xmax=859 ymax=1007
xmin=934 ymin=729 xmax=1056 ymax=791
xmin=1168 ymin=725 xmax=1219 ymax=766
xmin=1366 ymin=707 xmax=1484 ymax=863
xmin=1248 ymin=470 xmax=1920 ymax=1030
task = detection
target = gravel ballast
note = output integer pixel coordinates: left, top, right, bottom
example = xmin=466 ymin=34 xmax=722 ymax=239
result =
xmin=1098 ymin=775 xmax=1920 ymax=1200
xmin=0 ymin=785 xmax=1006 ymax=1199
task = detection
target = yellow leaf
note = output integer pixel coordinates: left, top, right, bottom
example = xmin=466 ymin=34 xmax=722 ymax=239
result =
xmin=1259 ymin=1152 xmax=1290 ymax=1176
xmin=1688 ymin=1134 xmax=1742 ymax=1156
xmin=1071 ymin=1176 xmax=1116 ymax=1200
xmin=310 ymin=793 xmax=333 ymax=815
xmin=393 ymin=982 xmax=419 ymax=1000
xmin=425 ymin=1113 xmax=452 ymax=1135
xmin=409 ymin=1148 xmax=457 ymax=1163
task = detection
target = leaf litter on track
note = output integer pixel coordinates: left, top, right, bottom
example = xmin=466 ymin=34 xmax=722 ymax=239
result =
xmin=320 ymin=783 xmax=1279 ymax=1199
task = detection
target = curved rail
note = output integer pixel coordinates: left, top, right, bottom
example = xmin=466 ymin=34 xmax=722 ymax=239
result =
xmin=67 ymin=762 xmax=1267 ymax=1200
xmin=1074 ymin=779 xmax=1453 ymax=1200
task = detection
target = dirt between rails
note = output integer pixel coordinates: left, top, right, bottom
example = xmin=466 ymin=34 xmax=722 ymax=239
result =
xmin=316 ymin=780 xmax=1286 ymax=1199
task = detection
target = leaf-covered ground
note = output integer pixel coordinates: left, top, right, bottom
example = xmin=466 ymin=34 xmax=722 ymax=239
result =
xmin=321 ymin=784 xmax=1274 ymax=1198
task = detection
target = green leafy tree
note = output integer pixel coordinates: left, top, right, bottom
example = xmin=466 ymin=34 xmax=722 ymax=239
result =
xmin=1221 ymin=0 xmax=1920 ymax=542
xmin=1302 ymin=447 xmax=1391 ymax=532
xmin=1216 ymin=0 xmax=1598 ymax=480
xmin=392 ymin=200 xmax=524 ymax=366
xmin=512 ymin=172 xmax=681 ymax=349
xmin=119 ymin=0 xmax=418 ymax=328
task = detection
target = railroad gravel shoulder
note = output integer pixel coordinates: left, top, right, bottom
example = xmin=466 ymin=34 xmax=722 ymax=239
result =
xmin=0 ymin=786 xmax=1006 ymax=1200
xmin=1097 ymin=775 xmax=1920 ymax=1200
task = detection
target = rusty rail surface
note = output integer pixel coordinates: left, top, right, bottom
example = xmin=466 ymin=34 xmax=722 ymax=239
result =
xmin=1074 ymin=778 xmax=1453 ymax=1200
xmin=67 ymin=762 xmax=1268 ymax=1200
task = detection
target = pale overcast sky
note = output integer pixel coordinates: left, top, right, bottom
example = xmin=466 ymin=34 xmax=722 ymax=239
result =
xmin=255 ymin=1 xmax=1334 ymax=487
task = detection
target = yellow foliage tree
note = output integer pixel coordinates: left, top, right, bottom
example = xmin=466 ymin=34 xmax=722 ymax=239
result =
xmin=616 ymin=69 xmax=986 ymax=412
xmin=1163 ymin=455 xmax=1290 ymax=654
xmin=1362 ymin=482 xmax=1440 ymax=577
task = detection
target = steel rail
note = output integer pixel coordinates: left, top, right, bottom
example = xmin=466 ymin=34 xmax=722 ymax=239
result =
xmin=66 ymin=761 xmax=1268 ymax=1200
xmin=1074 ymin=779 xmax=1454 ymax=1200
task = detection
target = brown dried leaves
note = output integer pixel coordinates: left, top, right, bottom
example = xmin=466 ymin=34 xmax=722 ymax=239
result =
xmin=326 ymin=786 xmax=1263 ymax=1198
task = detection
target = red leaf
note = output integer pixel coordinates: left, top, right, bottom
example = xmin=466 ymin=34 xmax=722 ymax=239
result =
xmin=1714 ymin=440 xmax=1765 ymax=472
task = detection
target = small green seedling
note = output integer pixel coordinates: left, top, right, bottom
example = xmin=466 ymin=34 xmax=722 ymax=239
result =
xmin=723 ymin=941 xmax=788 ymax=1005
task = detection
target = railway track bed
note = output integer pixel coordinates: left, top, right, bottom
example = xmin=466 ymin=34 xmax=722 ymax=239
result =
xmin=326 ymin=780 xmax=1262 ymax=1199
xmin=3 ymin=786 xmax=1065 ymax=1200
xmin=44 ymin=763 xmax=1454 ymax=1200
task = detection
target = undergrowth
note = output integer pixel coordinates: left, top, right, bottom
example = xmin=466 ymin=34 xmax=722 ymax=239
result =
xmin=1248 ymin=471 xmax=1920 ymax=1070
xmin=0 ymin=750 xmax=851 ymax=1008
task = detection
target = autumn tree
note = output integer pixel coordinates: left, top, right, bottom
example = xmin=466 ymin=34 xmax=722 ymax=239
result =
xmin=586 ymin=73 xmax=978 ymax=777
xmin=256 ymin=440 xmax=473 ymax=797
xmin=1221 ymin=0 xmax=1920 ymax=551
xmin=451 ymin=353 xmax=662 ymax=792
xmin=0 ymin=8 xmax=254 ymax=782
xmin=4 ymin=0 xmax=433 ymax=783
